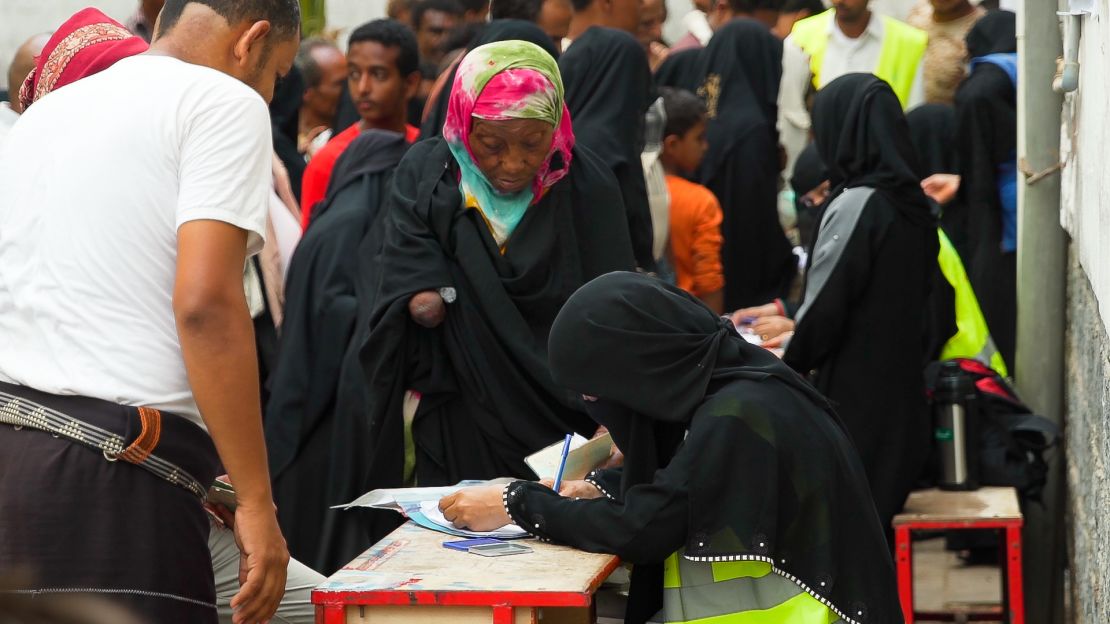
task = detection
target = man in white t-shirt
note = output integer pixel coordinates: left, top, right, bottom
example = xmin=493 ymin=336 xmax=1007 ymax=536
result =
xmin=0 ymin=2 xmax=299 ymax=623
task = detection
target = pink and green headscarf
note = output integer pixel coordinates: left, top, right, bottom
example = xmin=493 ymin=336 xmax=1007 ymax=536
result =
xmin=443 ymin=40 xmax=574 ymax=246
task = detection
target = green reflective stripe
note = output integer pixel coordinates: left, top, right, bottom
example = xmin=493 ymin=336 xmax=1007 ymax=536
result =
xmin=789 ymin=9 xmax=927 ymax=108
xmin=712 ymin=560 xmax=772 ymax=582
xmin=936 ymin=229 xmax=1009 ymax=377
xmin=663 ymin=589 xmax=842 ymax=624
xmin=659 ymin=555 xmax=837 ymax=624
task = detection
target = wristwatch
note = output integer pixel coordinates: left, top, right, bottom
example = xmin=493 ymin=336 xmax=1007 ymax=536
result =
xmin=438 ymin=287 xmax=457 ymax=304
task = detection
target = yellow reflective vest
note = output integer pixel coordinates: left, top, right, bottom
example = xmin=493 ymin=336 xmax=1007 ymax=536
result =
xmin=658 ymin=553 xmax=847 ymax=623
xmin=790 ymin=9 xmax=927 ymax=108
xmin=936 ymin=229 xmax=1008 ymax=377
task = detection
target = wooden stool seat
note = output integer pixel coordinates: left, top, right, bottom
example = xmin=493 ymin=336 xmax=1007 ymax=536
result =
xmin=893 ymin=487 xmax=1024 ymax=624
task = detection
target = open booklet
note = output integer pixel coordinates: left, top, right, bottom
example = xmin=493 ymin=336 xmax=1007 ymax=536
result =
xmin=335 ymin=478 xmax=527 ymax=539
xmin=525 ymin=431 xmax=613 ymax=481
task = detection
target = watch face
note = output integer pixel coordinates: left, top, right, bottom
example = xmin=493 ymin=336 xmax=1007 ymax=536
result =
xmin=439 ymin=287 xmax=457 ymax=303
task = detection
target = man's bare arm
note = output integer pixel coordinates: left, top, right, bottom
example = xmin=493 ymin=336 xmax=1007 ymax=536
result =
xmin=174 ymin=220 xmax=288 ymax=624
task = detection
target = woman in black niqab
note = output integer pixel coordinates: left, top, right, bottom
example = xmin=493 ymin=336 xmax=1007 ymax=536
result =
xmin=560 ymin=27 xmax=656 ymax=270
xmin=270 ymin=65 xmax=307 ymax=201
xmin=445 ymin=272 xmax=901 ymax=624
xmin=785 ymin=74 xmax=937 ymax=533
xmin=690 ymin=19 xmax=796 ymax=310
xmin=953 ymin=10 xmax=1018 ymax=370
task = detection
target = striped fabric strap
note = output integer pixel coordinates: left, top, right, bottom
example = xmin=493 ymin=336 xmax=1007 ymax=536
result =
xmin=0 ymin=391 xmax=206 ymax=500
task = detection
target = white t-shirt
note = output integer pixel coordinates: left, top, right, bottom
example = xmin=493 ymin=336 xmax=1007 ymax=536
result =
xmin=0 ymin=54 xmax=271 ymax=430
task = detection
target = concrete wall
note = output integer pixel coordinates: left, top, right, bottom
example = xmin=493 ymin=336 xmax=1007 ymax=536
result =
xmin=1057 ymin=2 xmax=1110 ymax=622
xmin=1064 ymin=250 xmax=1110 ymax=624
xmin=1059 ymin=1 xmax=1110 ymax=340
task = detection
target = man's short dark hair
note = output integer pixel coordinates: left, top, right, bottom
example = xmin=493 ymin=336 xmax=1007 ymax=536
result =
xmin=660 ymin=87 xmax=707 ymax=139
xmin=490 ymin=0 xmax=544 ymax=21
xmin=713 ymin=0 xmax=783 ymax=13
xmin=296 ymin=37 xmax=340 ymax=88
xmin=457 ymin=0 xmax=492 ymax=16
xmin=411 ymin=0 xmax=465 ymax=29
xmin=570 ymin=0 xmax=593 ymax=13
xmin=348 ymin=19 xmax=421 ymax=77
xmin=158 ymin=0 xmax=301 ymax=39
xmin=780 ymin=0 xmax=823 ymax=13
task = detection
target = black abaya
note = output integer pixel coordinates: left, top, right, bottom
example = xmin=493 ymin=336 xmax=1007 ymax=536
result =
xmin=355 ymin=138 xmax=635 ymax=538
xmin=690 ymin=19 xmax=795 ymax=310
xmin=953 ymin=12 xmax=1018 ymax=370
xmin=652 ymin=47 xmax=699 ymax=90
xmin=559 ymin=27 xmax=655 ymax=270
xmin=504 ymin=272 xmax=901 ymax=624
xmin=263 ymin=130 xmax=410 ymax=572
xmin=270 ymin=66 xmax=307 ymax=202
xmin=785 ymin=74 xmax=937 ymax=532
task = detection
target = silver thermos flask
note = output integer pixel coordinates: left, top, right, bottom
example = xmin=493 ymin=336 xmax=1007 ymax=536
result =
xmin=934 ymin=361 xmax=979 ymax=490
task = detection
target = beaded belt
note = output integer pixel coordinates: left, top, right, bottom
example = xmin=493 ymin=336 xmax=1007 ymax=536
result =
xmin=0 ymin=390 xmax=207 ymax=500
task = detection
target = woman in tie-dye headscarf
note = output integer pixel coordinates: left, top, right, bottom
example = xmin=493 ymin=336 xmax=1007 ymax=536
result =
xmin=442 ymin=39 xmax=575 ymax=247
xmin=347 ymin=40 xmax=636 ymax=531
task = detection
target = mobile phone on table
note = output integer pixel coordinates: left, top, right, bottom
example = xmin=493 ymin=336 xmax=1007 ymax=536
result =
xmin=443 ymin=538 xmax=504 ymax=552
xmin=468 ymin=542 xmax=533 ymax=557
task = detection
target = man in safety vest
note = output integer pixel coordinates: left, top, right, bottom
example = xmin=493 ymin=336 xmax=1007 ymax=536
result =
xmin=778 ymin=0 xmax=927 ymax=179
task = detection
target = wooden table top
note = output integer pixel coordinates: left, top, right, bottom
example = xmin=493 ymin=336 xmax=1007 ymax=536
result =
xmin=893 ymin=487 xmax=1023 ymax=526
xmin=314 ymin=521 xmax=621 ymax=598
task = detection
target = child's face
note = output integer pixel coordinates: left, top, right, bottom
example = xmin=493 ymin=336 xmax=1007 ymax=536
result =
xmin=665 ymin=119 xmax=709 ymax=174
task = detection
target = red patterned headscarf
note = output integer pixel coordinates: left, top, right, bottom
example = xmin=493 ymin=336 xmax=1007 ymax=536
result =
xmin=18 ymin=8 xmax=149 ymax=111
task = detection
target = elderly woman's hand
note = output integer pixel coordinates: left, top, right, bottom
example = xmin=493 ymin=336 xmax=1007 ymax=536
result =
xmin=409 ymin=290 xmax=446 ymax=328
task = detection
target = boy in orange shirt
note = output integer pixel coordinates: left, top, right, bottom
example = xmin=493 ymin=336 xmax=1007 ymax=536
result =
xmin=660 ymin=87 xmax=725 ymax=313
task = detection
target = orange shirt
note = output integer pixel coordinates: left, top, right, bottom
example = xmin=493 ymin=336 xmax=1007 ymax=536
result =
xmin=666 ymin=174 xmax=724 ymax=297
xmin=300 ymin=123 xmax=420 ymax=229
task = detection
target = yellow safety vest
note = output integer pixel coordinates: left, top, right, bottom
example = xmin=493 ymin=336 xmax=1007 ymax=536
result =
xmin=936 ymin=229 xmax=1008 ymax=377
xmin=790 ymin=9 xmax=927 ymax=108
xmin=659 ymin=553 xmax=846 ymax=623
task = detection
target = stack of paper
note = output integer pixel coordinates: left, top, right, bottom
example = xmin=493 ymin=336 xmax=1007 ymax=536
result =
xmin=335 ymin=478 xmax=528 ymax=540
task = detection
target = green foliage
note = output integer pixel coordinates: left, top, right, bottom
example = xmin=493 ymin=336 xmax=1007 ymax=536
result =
xmin=300 ymin=0 xmax=327 ymax=36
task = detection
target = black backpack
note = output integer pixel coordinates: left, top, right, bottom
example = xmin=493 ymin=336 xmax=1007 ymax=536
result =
xmin=924 ymin=359 xmax=1060 ymax=503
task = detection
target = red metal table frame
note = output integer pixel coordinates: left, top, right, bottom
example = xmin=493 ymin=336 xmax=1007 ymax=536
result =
xmin=894 ymin=517 xmax=1024 ymax=624
xmin=314 ymin=580 xmax=617 ymax=624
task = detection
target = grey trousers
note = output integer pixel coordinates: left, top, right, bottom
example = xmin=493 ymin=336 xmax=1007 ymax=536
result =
xmin=209 ymin=520 xmax=325 ymax=624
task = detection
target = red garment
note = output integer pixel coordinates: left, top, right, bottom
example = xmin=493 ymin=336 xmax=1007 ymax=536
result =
xmin=300 ymin=123 xmax=420 ymax=229
xmin=19 ymin=8 xmax=148 ymax=110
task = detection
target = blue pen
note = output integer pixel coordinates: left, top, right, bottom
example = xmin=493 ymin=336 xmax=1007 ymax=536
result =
xmin=552 ymin=433 xmax=574 ymax=494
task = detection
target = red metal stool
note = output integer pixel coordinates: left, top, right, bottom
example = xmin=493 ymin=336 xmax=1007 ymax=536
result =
xmin=893 ymin=487 xmax=1024 ymax=624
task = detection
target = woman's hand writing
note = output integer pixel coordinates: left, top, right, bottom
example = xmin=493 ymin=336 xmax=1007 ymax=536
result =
xmin=438 ymin=485 xmax=511 ymax=532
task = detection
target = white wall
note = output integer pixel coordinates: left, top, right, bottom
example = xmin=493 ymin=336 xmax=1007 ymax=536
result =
xmin=0 ymin=0 xmax=135 ymax=92
xmin=1059 ymin=0 xmax=1110 ymax=337
xmin=326 ymin=0 xmax=388 ymax=48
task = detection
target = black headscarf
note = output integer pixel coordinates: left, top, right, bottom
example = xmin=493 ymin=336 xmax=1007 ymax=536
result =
xmin=812 ymin=73 xmax=933 ymax=228
xmin=653 ymin=47 xmax=700 ymax=91
xmin=420 ymin=19 xmax=559 ymax=139
xmin=966 ymin=10 xmax=1017 ymax=58
xmin=685 ymin=19 xmax=794 ymax=309
xmin=270 ymin=65 xmax=307 ymax=201
xmin=691 ymin=19 xmax=782 ymax=182
xmin=547 ymin=272 xmax=901 ymax=624
xmin=560 ymin=27 xmax=656 ymax=269
xmin=906 ymin=103 xmax=958 ymax=178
